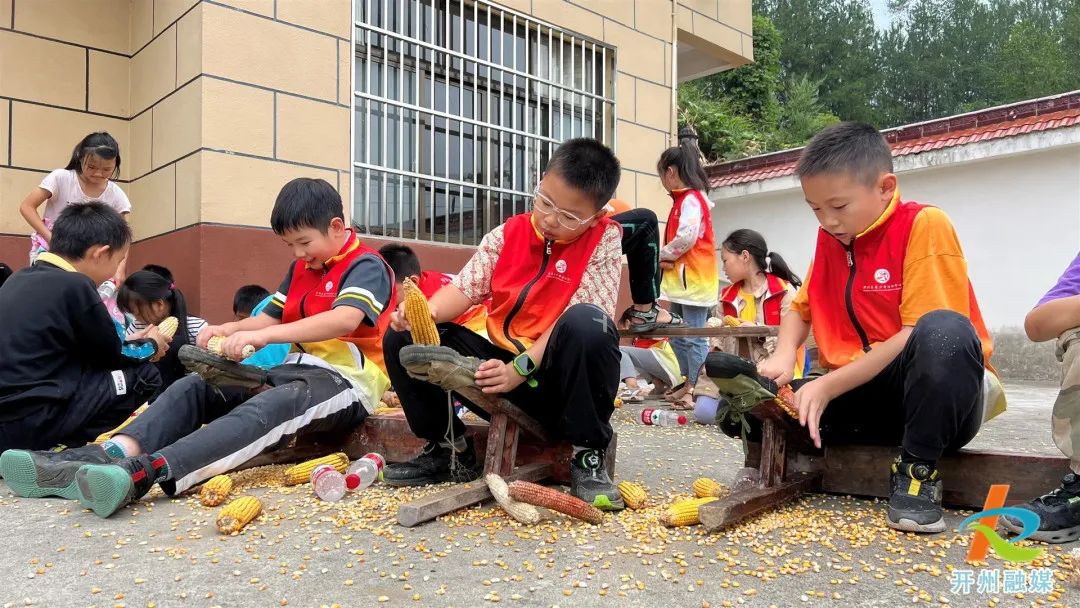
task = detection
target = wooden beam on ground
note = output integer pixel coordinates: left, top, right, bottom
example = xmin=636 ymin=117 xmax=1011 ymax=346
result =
xmin=700 ymin=472 xmax=822 ymax=532
xmin=618 ymin=326 xmax=778 ymax=338
xmin=397 ymin=462 xmax=553 ymax=527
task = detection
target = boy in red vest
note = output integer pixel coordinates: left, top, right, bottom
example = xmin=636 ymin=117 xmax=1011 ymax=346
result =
xmin=378 ymin=243 xmax=489 ymax=337
xmin=382 ymin=138 xmax=625 ymax=509
xmin=0 ymin=178 xmax=393 ymax=518
xmin=705 ymin=122 xmax=999 ymax=534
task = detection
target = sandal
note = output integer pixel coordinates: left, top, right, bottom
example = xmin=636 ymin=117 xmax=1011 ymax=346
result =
xmin=663 ymin=380 xmax=690 ymax=402
xmin=621 ymin=304 xmax=686 ymax=334
xmin=619 ymin=387 xmax=645 ymax=403
xmin=670 ymin=394 xmax=695 ymax=411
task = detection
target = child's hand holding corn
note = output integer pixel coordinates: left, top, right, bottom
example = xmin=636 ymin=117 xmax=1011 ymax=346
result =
xmin=219 ymin=331 xmax=266 ymax=361
xmin=132 ymin=325 xmax=171 ymax=362
xmin=196 ymin=324 xmax=230 ymax=349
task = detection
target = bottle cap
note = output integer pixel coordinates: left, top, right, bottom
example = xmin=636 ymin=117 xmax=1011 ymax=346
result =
xmin=676 ymin=415 xmax=687 ymax=425
xmin=345 ymin=473 xmax=360 ymax=490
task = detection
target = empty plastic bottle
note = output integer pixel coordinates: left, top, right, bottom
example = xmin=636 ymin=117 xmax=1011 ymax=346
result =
xmin=640 ymin=408 xmax=687 ymax=427
xmin=311 ymin=463 xmax=346 ymax=502
xmin=345 ymin=453 xmax=385 ymax=491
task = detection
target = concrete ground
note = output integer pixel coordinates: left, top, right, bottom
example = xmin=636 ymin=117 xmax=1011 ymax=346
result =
xmin=0 ymin=382 xmax=1077 ymax=608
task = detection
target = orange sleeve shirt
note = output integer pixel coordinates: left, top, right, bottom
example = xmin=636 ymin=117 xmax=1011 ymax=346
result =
xmin=898 ymin=207 xmax=972 ymax=325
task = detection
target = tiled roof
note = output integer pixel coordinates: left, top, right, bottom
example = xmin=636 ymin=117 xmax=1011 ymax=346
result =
xmin=707 ymin=91 xmax=1080 ymax=189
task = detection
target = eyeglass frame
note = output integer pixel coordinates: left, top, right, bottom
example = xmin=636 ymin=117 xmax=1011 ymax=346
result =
xmin=531 ymin=185 xmax=599 ymax=230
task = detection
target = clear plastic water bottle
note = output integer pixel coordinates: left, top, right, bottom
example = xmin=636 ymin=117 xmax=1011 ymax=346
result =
xmin=640 ymin=408 xmax=687 ymax=427
xmin=311 ymin=464 xmax=346 ymax=502
xmin=344 ymin=453 xmax=384 ymax=491
xmin=98 ymin=279 xmax=117 ymax=300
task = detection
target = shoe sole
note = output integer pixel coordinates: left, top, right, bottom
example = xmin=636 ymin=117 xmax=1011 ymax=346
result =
xmin=75 ymin=464 xmax=133 ymax=518
xmin=1001 ymin=516 xmax=1080 ymax=544
xmin=0 ymin=450 xmax=81 ymax=500
xmin=887 ymin=514 xmax=947 ymax=534
xmin=179 ymin=345 xmax=268 ymax=389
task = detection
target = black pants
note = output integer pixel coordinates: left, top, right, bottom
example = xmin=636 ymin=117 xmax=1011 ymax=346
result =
xmin=726 ymin=310 xmax=985 ymax=460
xmin=0 ymin=364 xmax=161 ymax=452
xmin=122 ymin=364 xmax=368 ymax=494
xmin=384 ymin=303 xmax=620 ymax=449
xmin=612 ymin=208 xmax=661 ymax=305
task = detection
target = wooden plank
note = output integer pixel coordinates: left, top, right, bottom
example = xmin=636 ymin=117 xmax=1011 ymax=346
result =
xmin=483 ymin=415 xmax=520 ymax=477
xmin=787 ymin=444 xmax=1071 ymax=509
xmin=699 ymin=472 xmax=822 ymax=532
xmin=345 ymin=413 xmax=491 ymax=463
xmin=619 ymin=326 xmax=778 ymax=338
xmin=397 ymin=462 xmax=554 ymax=527
xmin=758 ymin=419 xmax=786 ymax=488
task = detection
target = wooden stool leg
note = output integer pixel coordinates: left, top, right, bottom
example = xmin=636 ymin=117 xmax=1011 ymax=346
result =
xmin=484 ymin=413 xmax=520 ymax=477
xmin=758 ymin=419 xmax=786 ymax=488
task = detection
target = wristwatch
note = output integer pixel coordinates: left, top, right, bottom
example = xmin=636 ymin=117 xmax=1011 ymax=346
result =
xmin=512 ymin=352 xmax=539 ymax=388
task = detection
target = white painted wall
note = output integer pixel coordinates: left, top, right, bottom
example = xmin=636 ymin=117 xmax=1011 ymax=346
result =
xmin=710 ymin=135 xmax=1080 ymax=331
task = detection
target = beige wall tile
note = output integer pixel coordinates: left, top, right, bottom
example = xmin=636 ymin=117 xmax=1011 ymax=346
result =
xmin=716 ymin=0 xmax=751 ymax=33
xmin=636 ymin=170 xmax=670 ymax=215
xmin=0 ymin=0 xmax=10 ymax=28
xmin=532 ymin=0 xmax=603 ymax=41
xmin=88 ymin=51 xmax=130 ymax=117
xmin=127 ymin=164 xmax=176 ymax=240
xmin=276 ymin=95 xmax=350 ymax=170
xmin=13 ymin=0 xmax=131 ymax=54
xmin=0 ymin=31 xmax=86 ymax=110
xmin=677 ymin=5 xmax=694 ymax=30
xmin=681 ymin=0 xmax=718 ymax=19
xmin=615 ymin=72 xmax=635 ymax=122
xmin=585 ymin=0 xmax=633 ymax=27
xmin=10 ymin=102 xmax=130 ymax=178
xmin=0 ymin=168 xmax=47 ymax=234
xmin=686 ymin=13 xmax=741 ymax=57
xmin=215 ymin=0 xmax=275 ymax=17
xmin=633 ymin=0 xmax=673 ymax=42
xmin=635 ymin=77 xmax=672 ymax=133
xmin=129 ymin=110 xmax=153 ymax=179
xmin=615 ymin=168 xmax=637 ymax=206
xmin=176 ymin=4 xmax=203 ymax=86
xmin=603 ymin=20 xmax=666 ymax=84
xmin=495 ymin=0 xmax=531 ymax=13
xmin=202 ymin=78 xmax=274 ymax=157
xmin=277 ymin=0 xmax=350 ymax=39
xmin=131 ymin=26 xmax=177 ymax=114
xmin=338 ymin=170 xmax=351 ymax=224
xmin=130 ymin=0 xmax=154 ymax=51
xmin=199 ymin=151 xmax=336 ymax=226
xmin=152 ymin=78 xmax=202 ymax=168
xmin=615 ymin=119 xmax=666 ymax=174
xmin=203 ymin=3 xmax=338 ymax=101
xmin=741 ymin=32 xmax=753 ymax=61
xmin=175 ymin=152 xmax=201 ymax=228
xmin=338 ymin=40 xmax=351 ymax=105
xmin=154 ymin=0 xmax=199 ymax=35
xmin=0 ymin=100 xmax=8 ymax=166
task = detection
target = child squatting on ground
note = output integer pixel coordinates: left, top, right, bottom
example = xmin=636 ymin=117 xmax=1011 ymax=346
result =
xmin=704 ymin=122 xmax=1004 ymax=534
xmin=380 ymin=138 xmax=626 ymax=510
xmin=0 ymin=178 xmax=394 ymax=519
xmin=0 ymin=203 xmax=169 ymax=454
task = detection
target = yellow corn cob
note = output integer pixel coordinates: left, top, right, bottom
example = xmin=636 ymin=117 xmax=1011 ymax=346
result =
xmin=485 ymin=474 xmax=541 ymax=524
xmin=775 ymin=385 xmax=799 ymax=420
xmin=199 ymin=475 xmax=234 ymax=507
xmin=722 ymin=315 xmax=742 ymax=328
xmin=281 ymin=453 xmax=350 ymax=486
xmin=617 ymin=481 xmax=648 ymax=510
xmin=661 ymin=496 xmax=718 ymax=527
xmin=373 ymin=405 xmax=400 ymax=415
xmin=693 ymin=477 xmax=723 ymax=498
xmin=613 ymin=397 xmax=623 ymax=409
xmin=507 ymin=481 xmax=604 ymax=525
xmin=93 ymin=402 xmax=149 ymax=444
xmin=157 ymin=316 xmax=179 ymax=339
xmin=216 ymin=496 xmax=262 ymax=534
xmin=207 ymin=336 xmax=256 ymax=360
xmin=402 ymin=278 xmax=440 ymax=345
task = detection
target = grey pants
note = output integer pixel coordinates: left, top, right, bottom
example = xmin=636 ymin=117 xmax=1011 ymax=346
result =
xmin=620 ymin=347 xmax=680 ymax=387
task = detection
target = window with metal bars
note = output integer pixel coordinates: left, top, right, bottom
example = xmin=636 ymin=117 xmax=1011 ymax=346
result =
xmin=352 ymin=0 xmax=616 ymax=246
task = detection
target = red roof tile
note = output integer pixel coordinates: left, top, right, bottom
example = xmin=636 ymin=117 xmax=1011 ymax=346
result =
xmin=707 ymin=91 xmax=1080 ymax=189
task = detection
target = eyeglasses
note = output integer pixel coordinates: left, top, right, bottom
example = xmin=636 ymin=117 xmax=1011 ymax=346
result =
xmin=532 ymin=186 xmax=594 ymax=230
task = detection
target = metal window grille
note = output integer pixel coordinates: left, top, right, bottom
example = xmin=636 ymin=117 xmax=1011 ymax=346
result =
xmin=352 ymin=0 xmax=616 ymax=245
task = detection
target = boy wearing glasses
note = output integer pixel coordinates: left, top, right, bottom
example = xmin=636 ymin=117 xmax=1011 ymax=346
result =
xmin=381 ymin=138 xmax=626 ymax=509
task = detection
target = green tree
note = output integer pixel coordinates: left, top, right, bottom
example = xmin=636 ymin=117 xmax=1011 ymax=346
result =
xmin=773 ymin=76 xmax=840 ymax=148
xmin=991 ymin=20 xmax=1071 ymax=103
xmin=677 ymin=85 xmax=765 ymax=161
xmin=692 ymin=15 xmax=783 ymax=124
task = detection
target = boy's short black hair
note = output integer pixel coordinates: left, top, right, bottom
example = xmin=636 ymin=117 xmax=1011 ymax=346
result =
xmin=49 ymin=202 xmax=131 ymax=260
xmin=543 ymin=138 xmax=621 ymax=210
xmin=270 ymin=178 xmax=344 ymax=234
xmin=796 ymin=122 xmax=893 ymax=187
xmin=378 ymin=244 xmax=421 ymax=282
xmin=233 ymin=284 xmax=270 ymax=316
xmin=0 ymin=263 xmax=12 ymax=290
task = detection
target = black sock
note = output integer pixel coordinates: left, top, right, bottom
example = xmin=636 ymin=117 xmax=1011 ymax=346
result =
xmin=900 ymin=449 xmax=936 ymax=470
xmin=149 ymin=453 xmax=170 ymax=483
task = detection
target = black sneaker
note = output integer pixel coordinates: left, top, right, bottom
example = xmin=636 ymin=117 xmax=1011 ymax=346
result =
xmin=887 ymin=458 xmax=945 ymax=533
xmin=179 ymin=345 xmax=268 ymax=390
xmin=570 ymin=449 xmax=624 ymax=511
xmin=0 ymin=444 xmax=115 ymax=500
xmin=1001 ymin=473 xmax=1080 ymax=543
xmin=74 ymin=455 xmax=157 ymax=518
xmin=704 ymin=352 xmax=779 ymax=414
xmin=382 ymin=439 xmax=481 ymax=487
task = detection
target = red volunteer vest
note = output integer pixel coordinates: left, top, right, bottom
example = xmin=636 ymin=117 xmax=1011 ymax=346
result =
xmin=487 ymin=214 xmax=614 ymax=353
xmin=282 ymin=231 xmax=396 ymax=373
xmin=719 ymin=274 xmax=788 ymax=325
xmin=417 ymin=270 xmax=488 ymax=332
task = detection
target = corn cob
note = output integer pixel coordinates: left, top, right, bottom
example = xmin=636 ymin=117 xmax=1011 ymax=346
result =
xmin=485 ymin=474 xmax=541 ymax=524
xmin=722 ymin=315 xmax=742 ymax=327
xmin=613 ymin=397 xmax=623 ymax=409
xmin=617 ymin=481 xmax=648 ymax=510
xmin=281 ymin=453 xmax=350 ymax=486
xmin=373 ymin=405 xmax=400 ymax=415
xmin=507 ymin=481 xmax=604 ymax=525
xmin=661 ymin=496 xmax=718 ymax=527
xmin=157 ymin=316 xmax=179 ymax=339
xmin=199 ymin=475 xmax=233 ymax=507
xmin=216 ymin=496 xmax=262 ymax=534
xmin=93 ymin=402 xmax=148 ymax=444
xmin=402 ymin=278 xmax=440 ymax=346
xmin=693 ymin=477 xmax=723 ymax=498
xmin=207 ymin=335 xmax=256 ymax=360
xmin=775 ymin=385 xmax=799 ymax=419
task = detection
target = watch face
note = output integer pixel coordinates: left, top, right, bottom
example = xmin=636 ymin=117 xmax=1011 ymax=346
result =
xmin=516 ymin=353 xmax=535 ymax=374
